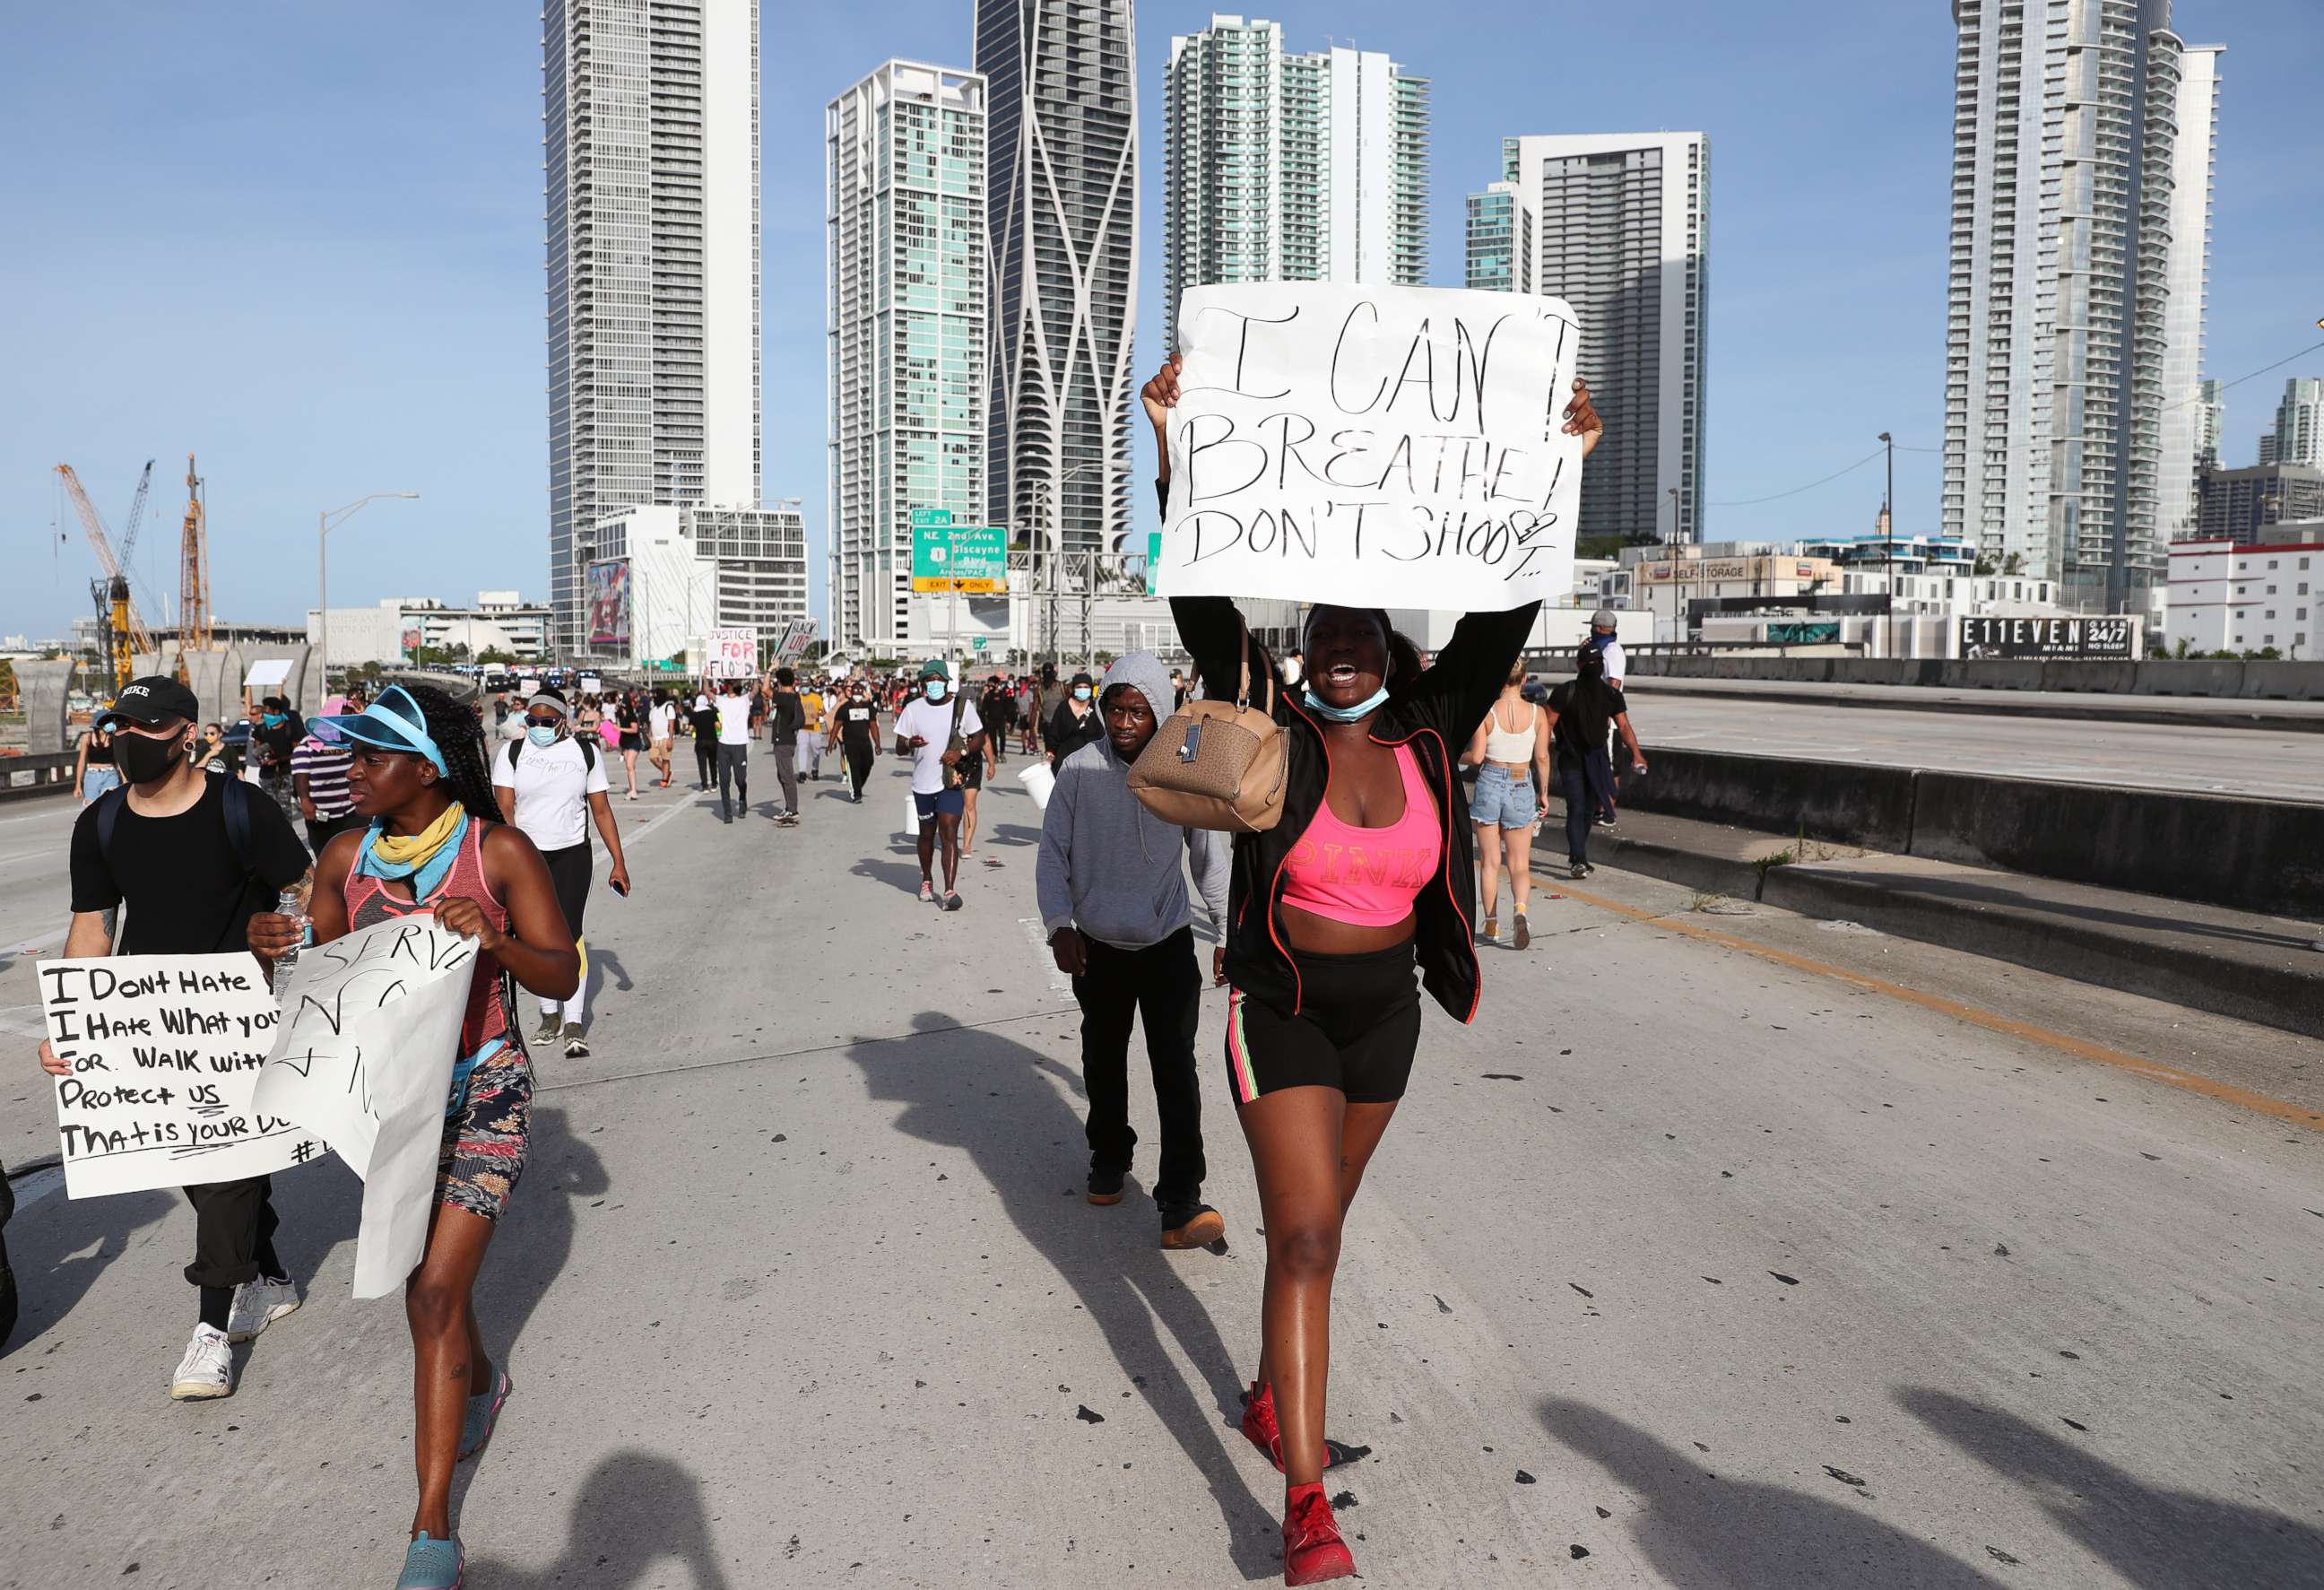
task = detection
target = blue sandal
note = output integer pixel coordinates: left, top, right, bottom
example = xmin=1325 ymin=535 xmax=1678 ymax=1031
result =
xmin=395 ymin=1532 xmax=463 ymax=1589
xmin=457 ymin=1364 xmax=512 ymax=1462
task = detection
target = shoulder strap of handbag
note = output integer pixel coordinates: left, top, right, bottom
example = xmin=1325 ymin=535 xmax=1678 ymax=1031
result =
xmin=946 ymin=682 xmax=970 ymax=751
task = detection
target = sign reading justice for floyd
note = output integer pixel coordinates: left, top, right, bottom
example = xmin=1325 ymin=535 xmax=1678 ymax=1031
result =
xmin=39 ymin=952 xmax=323 ymax=1198
xmin=1158 ymin=283 xmax=1585 ymax=612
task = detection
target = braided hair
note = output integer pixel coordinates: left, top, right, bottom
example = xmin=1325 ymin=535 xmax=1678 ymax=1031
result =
xmin=403 ymin=683 xmax=500 ymax=823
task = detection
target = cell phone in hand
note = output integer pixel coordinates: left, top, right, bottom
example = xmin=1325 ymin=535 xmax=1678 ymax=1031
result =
xmin=610 ymin=878 xmax=629 ymax=897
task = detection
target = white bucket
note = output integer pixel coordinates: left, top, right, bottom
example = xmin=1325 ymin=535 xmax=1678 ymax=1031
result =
xmin=1015 ymin=760 xmax=1054 ymax=812
xmin=901 ymin=788 xmax=924 ymax=838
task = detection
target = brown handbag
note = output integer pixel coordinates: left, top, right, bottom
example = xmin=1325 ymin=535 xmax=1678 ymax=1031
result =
xmin=1126 ymin=616 xmax=1289 ymax=832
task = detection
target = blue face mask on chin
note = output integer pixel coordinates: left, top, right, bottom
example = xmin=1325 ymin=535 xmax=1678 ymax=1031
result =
xmin=924 ymin=681 xmax=948 ymax=702
xmin=1302 ymin=684 xmax=1391 ymax=723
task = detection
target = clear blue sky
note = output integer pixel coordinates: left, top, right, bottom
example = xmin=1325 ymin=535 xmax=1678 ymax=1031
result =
xmin=4 ymin=0 xmax=2317 ymax=645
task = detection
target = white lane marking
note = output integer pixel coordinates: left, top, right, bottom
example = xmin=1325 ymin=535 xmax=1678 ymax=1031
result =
xmin=12 ymin=1163 xmax=66 ymax=1207
xmin=0 ymin=805 xmax=77 ymax=829
xmin=1019 ymin=918 xmax=1074 ymax=993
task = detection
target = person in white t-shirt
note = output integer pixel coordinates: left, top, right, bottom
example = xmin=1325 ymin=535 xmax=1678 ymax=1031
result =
xmin=646 ymin=689 xmax=678 ymax=789
xmin=1588 ymin=609 xmax=1626 ymax=689
xmin=713 ymin=681 xmax=756 ymax=823
xmin=491 ymin=690 xmax=632 ymax=1056
xmin=893 ymin=659 xmax=985 ymax=911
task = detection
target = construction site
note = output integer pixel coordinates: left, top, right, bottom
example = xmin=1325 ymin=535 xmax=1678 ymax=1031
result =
xmin=2 ymin=457 xmax=322 ymax=793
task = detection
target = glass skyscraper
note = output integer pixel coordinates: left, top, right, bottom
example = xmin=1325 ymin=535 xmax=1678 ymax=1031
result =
xmin=1159 ymin=19 xmax=1430 ymax=351
xmin=825 ymin=62 xmax=989 ymax=655
xmin=1945 ymin=0 xmax=2223 ymax=609
xmin=542 ymin=0 xmax=763 ymax=659
xmin=976 ymin=0 xmax=1139 ymax=559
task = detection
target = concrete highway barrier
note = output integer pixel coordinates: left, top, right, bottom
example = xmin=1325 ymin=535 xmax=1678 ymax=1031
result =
xmin=1626 ymin=653 xmax=2324 ymax=700
xmin=1616 ymin=747 xmax=2320 ymax=919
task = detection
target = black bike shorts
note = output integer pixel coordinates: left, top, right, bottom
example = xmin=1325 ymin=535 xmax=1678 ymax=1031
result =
xmin=1225 ymin=942 xmax=1421 ymax=1106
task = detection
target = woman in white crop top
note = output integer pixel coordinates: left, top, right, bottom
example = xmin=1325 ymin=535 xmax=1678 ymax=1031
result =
xmin=1463 ymin=663 xmax=1551 ymax=948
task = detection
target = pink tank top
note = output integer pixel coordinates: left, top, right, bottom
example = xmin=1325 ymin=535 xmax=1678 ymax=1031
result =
xmin=1280 ymin=743 xmax=1442 ymax=929
xmin=343 ymin=819 xmax=513 ymax=1064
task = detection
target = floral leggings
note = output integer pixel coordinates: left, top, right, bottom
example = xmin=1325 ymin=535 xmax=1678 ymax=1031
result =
xmin=436 ymin=1054 xmax=533 ymax=1222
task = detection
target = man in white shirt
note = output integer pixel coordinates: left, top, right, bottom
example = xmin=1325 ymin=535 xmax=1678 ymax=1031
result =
xmin=492 ymin=690 xmax=632 ymax=1056
xmin=646 ymin=689 xmax=678 ymax=789
xmin=1589 ymin=609 xmax=1626 ymax=689
xmin=713 ymin=680 xmax=755 ymax=823
xmin=893 ymin=659 xmax=985 ymax=911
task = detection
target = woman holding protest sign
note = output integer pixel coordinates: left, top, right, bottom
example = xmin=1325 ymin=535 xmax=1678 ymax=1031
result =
xmin=248 ymin=683 xmax=578 ymax=1590
xmin=1142 ymin=352 xmax=1600 ymax=1583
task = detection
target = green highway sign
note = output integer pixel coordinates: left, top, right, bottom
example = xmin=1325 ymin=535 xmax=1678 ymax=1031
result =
xmin=971 ymin=637 xmax=988 ymax=651
xmin=912 ymin=520 xmax=1009 ymax=594
xmin=909 ymin=508 xmax=953 ymax=529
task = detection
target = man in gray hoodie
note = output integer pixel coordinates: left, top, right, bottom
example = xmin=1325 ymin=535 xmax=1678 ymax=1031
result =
xmin=1037 ymin=650 xmax=1231 ymax=1250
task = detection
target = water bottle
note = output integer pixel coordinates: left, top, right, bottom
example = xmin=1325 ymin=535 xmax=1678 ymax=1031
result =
xmin=274 ymin=889 xmax=307 ymax=977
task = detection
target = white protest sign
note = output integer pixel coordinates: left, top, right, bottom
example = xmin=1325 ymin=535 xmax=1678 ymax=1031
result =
xmin=251 ymin=918 xmax=479 ymax=1298
xmin=704 ymin=628 xmax=758 ymax=680
xmin=1160 ymin=282 xmax=1583 ymax=612
xmin=38 ymin=953 xmax=324 ymax=1198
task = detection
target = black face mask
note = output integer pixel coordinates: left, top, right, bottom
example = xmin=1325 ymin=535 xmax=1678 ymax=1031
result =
xmin=115 ymin=729 xmax=186 ymax=785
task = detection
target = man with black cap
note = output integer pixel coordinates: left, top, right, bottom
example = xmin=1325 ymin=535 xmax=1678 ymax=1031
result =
xmin=34 ymin=676 xmax=315 ymax=1401
xmin=1045 ymin=671 xmax=1105 ymax=768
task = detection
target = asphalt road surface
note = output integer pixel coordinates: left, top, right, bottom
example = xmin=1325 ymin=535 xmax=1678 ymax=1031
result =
xmin=2 ymin=754 xmax=2319 ymax=1587
xmin=1621 ymin=683 xmax=2324 ymax=802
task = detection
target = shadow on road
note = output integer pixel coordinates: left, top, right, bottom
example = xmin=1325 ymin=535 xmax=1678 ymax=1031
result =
xmin=850 ymin=1012 xmax=1279 ymax=1581
xmin=589 ymin=945 xmax=635 ymax=1005
xmin=849 ymin=857 xmax=928 ymax=896
xmin=1901 ymin=1387 xmax=2324 ymax=1590
xmin=1537 ymin=1396 xmax=2010 ymax=1588
xmin=474 ymin=1104 xmax=608 ymax=1370
xmin=0 ymin=1180 xmax=172 ymax=1358
xmin=986 ymin=822 xmax=1043 ymax=848
xmin=461 ymin=1448 xmax=732 ymax=1588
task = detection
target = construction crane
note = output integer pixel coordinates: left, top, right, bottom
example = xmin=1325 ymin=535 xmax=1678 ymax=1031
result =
xmin=179 ymin=454 xmax=212 ymax=668
xmin=119 ymin=459 xmax=154 ymax=575
xmin=56 ymin=463 xmax=155 ymax=695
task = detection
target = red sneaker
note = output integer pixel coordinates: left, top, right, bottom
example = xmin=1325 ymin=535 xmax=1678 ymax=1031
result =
xmin=1240 ymin=1380 xmax=1284 ymax=1470
xmin=1282 ymin=1482 xmax=1357 ymax=1585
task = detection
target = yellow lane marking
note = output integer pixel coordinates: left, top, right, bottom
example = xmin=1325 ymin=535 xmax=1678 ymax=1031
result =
xmin=1538 ymin=874 xmax=2324 ymax=1134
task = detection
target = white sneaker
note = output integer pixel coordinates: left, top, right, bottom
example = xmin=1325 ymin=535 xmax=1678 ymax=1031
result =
xmin=227 ymin=1276 xmax=301 ymax=1342
xmin=170 ymin=1324 xmax=234 ymax=1401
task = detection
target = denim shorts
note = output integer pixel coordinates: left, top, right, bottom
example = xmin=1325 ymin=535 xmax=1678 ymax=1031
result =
xmin=1468 ymin=763 xmax=1538 ymax=830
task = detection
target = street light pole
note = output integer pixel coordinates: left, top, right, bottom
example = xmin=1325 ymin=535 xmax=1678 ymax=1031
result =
xmin=317 ymin=491 xmax=419 ymax=694
xmin=1877 ymin=432 xmax=1895 ymax=657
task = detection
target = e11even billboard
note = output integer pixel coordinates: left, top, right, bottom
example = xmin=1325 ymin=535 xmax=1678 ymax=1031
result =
xmin=1959 ymin=615 xmax=2136 ymax=660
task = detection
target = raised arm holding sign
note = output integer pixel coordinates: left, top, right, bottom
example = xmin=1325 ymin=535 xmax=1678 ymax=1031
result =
xmin=1156 ymin=283 xmax=1597 ymax=613
xmin=1135 ymin=320 xmax=1601 ymax=1575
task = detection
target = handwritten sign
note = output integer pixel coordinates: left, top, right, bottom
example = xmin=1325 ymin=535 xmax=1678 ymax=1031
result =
xmin=252 ymin=918 xmax=479 ymax=1298
xmin=704 ymin=628 xmax=757 ymax=680
xmin=1160 ymin=282 xmax=1583 ymax=612
xmin=39 ymin=953 xmax=322 ymax=1198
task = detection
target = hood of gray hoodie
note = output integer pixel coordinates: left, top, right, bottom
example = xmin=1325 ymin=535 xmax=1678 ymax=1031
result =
xmin=1097 ymin=650 xmax=1175 ymax=760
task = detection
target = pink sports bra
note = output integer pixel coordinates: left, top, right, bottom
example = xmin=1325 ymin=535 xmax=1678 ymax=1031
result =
xmin=1280 ymin=743 xmax=1443 ymax=929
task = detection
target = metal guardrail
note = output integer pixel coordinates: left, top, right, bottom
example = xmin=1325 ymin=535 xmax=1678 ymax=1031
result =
xmin=0 ymin=752 xmax=78 ymax=804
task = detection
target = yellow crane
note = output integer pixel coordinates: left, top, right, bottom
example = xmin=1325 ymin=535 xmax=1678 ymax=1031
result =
xmin=55 ymin=462 xmax=155 ymax=695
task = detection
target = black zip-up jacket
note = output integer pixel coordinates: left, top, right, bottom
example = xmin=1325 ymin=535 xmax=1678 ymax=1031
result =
xmin=1169 ymin=591 xmax=1539 ymax=1024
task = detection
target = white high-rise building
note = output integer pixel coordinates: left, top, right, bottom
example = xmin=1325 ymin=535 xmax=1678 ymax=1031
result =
xmin=543 ymin=0 xmax=763 ymax=661
xmin=1943 ymin=0 xmax=2222 ymax=610
xmin=2157 ymin=44 xmax=2223 ymax=545
xmin=977 ymin=0 xmax=1139 ymax=560
xmin=2259 ymin=378 xmax=2324 ymax=468
xmin=826 ymin=62 xmax=989 ymax=656
xmin=1496 ymin=133 xmax=1711 ymax=545
xmin=1159 ymin=18 xmax=1429 ymax=349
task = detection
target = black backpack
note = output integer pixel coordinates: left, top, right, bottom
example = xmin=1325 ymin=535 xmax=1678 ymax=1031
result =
xmin=95 ymin=774 xmax=256 ymax=873
xmin=507 ymin=734 xmax=596 ymax=774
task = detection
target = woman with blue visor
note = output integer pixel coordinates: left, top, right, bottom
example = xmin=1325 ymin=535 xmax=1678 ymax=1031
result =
xmin=248 ymin=682 xmax=578 ymax=1590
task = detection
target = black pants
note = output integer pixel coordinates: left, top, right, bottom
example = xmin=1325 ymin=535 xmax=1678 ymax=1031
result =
xmin=717 ymin=743 xmax=749 ymax=818
xmin=184 ymin=1175 xmax=281 ymax=1289
xmin=694 ymin=736 xmax=717 ymax=788
xmin=1557 ymin=748 xmax=1617 ymax=864
xmin=1075 ymin=927 xmax=1206 ymax=1212
xmin=770 ymin=742 xmax=799 ymax=814
xmin=843 ymin=737 xmax=873 ymax=799
xmin=540 ymin=841 xmax=592 ymax=938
